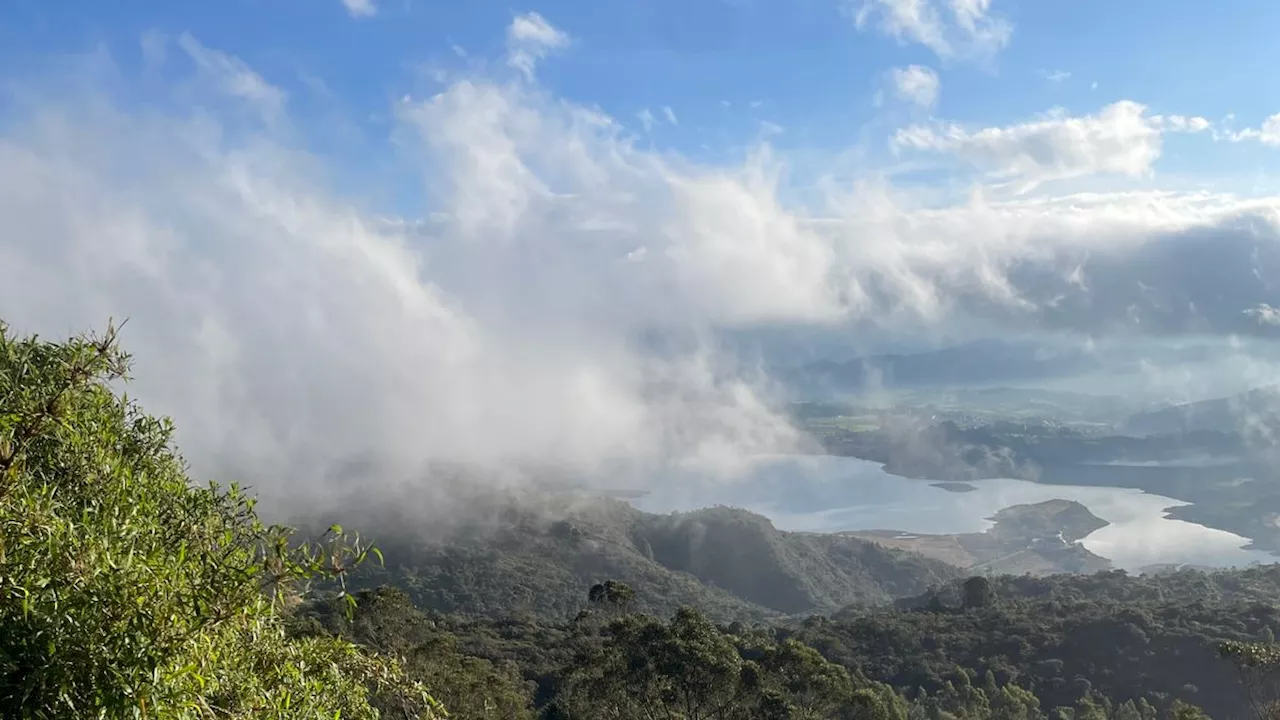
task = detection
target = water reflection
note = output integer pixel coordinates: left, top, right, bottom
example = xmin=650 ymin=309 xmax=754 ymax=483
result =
xmin=634 ymin=454 xmax=1273 ymax=571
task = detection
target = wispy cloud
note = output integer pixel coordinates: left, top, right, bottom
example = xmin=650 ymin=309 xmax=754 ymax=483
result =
xmin=1246 ymin=304 xmax=1280 ymax=326
xmin=889 ymin=65 xmax=940 ymax=108
xmin=175 ymin=33 xmax=286 ymax=120
xmin=894 ymin=101 xmax=1164 ymax=188
xmin=638 ymin=108 xmax=657 ymax=133
xmin=663 ymin=106 xmax=679 ymax=125
xmin=4 ymin=30 xmax=1280 ymax=513
xmin=1151 ymin=114 xmax=1212 ymax=134
xmin=1041 ymin=69 xmax=1071 ymax=83
xmin=341 ymin=0 xmax=377 ymax=18
xmin=506 ymin=12 xmax=570 ymax=80
xmin=1226 ymin=113 xmax=1280 ymax=146
xmin=847 ymin=0 xmax=1012 ymax=62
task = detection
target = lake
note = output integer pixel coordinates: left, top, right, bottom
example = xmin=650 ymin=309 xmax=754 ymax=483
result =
xmin=632 ymin=454 xmax=1275 ymax=571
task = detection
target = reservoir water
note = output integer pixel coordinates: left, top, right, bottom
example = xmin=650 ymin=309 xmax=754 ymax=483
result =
xmin=633 ymin=454 xmax=1275 ymax=571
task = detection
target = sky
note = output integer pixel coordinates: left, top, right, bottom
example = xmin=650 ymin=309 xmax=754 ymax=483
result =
xmin=8 ymin=0 xmax=1280 ymax=193
xmin=2 ymin=0 xmax=1280 ymax=507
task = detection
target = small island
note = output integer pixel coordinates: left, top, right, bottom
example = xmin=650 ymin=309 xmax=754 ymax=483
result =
xmin=985 ymin=498 xmax=1109 ymax=544
xmin=847 ymin=499 xmax=1112 ymax=575
xmin=930 ymin=481 xmax=978 ymax=493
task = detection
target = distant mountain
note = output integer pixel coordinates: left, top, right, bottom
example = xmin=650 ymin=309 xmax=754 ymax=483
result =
xmin=784 ymin=339 xmax=1099 ymax=396
xmin=341 ymin=492 xmax=960 ymax=621
xmin=1124 ymin=385 xmax=1280 ymax=438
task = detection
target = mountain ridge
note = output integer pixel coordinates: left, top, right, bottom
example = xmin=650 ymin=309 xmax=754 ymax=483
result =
xmin=1125 ymin=385 xmax=1280 ymax=437
xmin=336 ymin=492 xmax=962 ymax=620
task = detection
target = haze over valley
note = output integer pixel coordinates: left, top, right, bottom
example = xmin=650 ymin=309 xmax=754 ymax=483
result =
xmin=8 ymin=1 xmax=1280 ymax=717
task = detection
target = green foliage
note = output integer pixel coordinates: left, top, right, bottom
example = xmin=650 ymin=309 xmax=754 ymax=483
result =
xmin=0 ymin=322 xmax=441 ymax=719
xmin=1220 ymin=640 xmax=1280 ymax=720
xmin=304 ymin=567 xmax=1249 ymax=720
xmin=792 ymin=570 xmax=1280 ymax=719
xmin=963 ymin=576 xmax=995 ymax=610
xmin=587 ymin=580 xmax=636 ymax=621
xmin=295 ymin=587 xmax=538 ymax=719
xmin=555 ymin=605 xmax=870 ymax=719
xmin=355 ymin=512 xmax=771 ymax=622
xmin=753 ymin=639 xmax=857 ymax=719
xmin=4 ymin=319 xmax=1261 ymax=720
xmin=354 ymin=500 xmax=958 ymax=622
xmin=1168 ymin=700 xmax=1211 ymax=720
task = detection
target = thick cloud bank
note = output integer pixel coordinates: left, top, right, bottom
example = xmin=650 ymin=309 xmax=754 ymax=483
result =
xmin=2 ymin=28 xmax=1279 ymax=509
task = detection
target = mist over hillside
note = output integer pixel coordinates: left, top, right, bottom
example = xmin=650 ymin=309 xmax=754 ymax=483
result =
xmin=11 ymin=1 xmax=1280 ymax=717
xmin=4 ymin=0 xmax=1280 ymax=620
xmin=4 ymin=0 xmax=1280 ymax=610
xmin=3 ymin=10 xmax=1280 ymax=519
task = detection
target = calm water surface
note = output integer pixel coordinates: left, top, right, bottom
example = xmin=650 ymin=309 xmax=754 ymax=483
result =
xmin=633 ymin=454 xmax=1274 ymax=571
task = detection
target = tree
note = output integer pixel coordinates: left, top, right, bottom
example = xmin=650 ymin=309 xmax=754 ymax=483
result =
xmin=1167 ymin=700 xmax=1211 ymax=720
xmin=293 ymin=587 xmax=538 ymax=719
xmin=755 ymin=638 xmax=854 ymax=719
xmin=1074 ymin=696 xmax=1108 ymax=720
xmin=0 ymin=322 xmax=443 ymax=718
xmin=847 ymin=687 xmax=907 ymax=720
xmin=963 ymin=576 xmax=995 ymax=610
xmin=1221 ymin=641 xmax=1280 ymax=720
xmin=588 ymin=579 xmax=636 ymax=613
xmin=1115 ymin=700 xmax=1143 ymax=720
xmin=990 ymin=684 xmax=1041 ymax=720
xmin=558 ymin=607 xmax=759 ymax=719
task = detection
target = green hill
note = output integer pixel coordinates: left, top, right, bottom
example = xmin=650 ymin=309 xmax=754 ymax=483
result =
xmin=336 ymin=491 xmax=961 ymax=621
xmin=8 ymin=320 xmax=1278 ymax=720
xmin=1125 ymin=385 xmax=1280 ymax=438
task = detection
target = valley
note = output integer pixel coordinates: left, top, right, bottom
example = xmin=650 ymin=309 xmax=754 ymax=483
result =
xmin=786 ymin=384 xmax=1280 ymax=565
xmin=9 ymin=322 xmax=1280 ymax=720
xmin=9 ymin=1 xmax=1280 ymax=715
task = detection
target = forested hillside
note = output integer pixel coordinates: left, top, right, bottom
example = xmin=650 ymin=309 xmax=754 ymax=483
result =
xmin=295 ymin=571 xmax=1280 ymax=720
xmin=0 ymin=323 xmax=442 ymax=718
xmin=5 ymin=321 xmax=1280 ymax=720
xmin=342 ymin=494 xmax=960 ymax=620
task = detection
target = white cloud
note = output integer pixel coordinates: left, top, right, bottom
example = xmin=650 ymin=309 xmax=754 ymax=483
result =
xmin=506 ymin=12 xmax=570 ymax=80
xmin=341 ymin=0 xmax=376 ymax=18
xmin=1041 ymin=69 xmax=1071 ymax=83
xmin=0 ymin=43 xmax=824 ymax=507
xmin=1246 ymin=304 xmax=1280 ymax=326
xmin=637 ymin=106 xmax=676 ymax=133
xmin=638 ymin=108 xmax=657 ymax=133
xmin=175 ymin=34 xmax=286 ymax=120
xmin=4 ymin=35 xmax=1280 ymax=514
xmin=1228 ymin=113 xmax=1280 ymax=146
xmin=889 ymin=65 xmax=940 ymax=108
xmin=894 ymin=101 xmax=1164 ymax=187
xmin=1151 ymin=114 xmax=1212 ymax=133
xmin=758 ymin=120 xmax=785 ymax=137
xmin=140 ymin=30 xmax=168 ymax=68
xmin=848 ymin=0 xmax=1012 ymax=61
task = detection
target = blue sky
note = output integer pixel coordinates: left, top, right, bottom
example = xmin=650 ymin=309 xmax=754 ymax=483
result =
xmin=5 ymin=0 xmax=1280 ymax=190
xmin=4 ymin=0 xmax=1280 ymax=485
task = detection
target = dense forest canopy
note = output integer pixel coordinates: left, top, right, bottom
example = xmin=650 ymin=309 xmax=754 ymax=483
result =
xmin=4 ymin=321 xmax=1280 ymax=720
xmin=0 ymin=323 xmax=441 ymax=718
